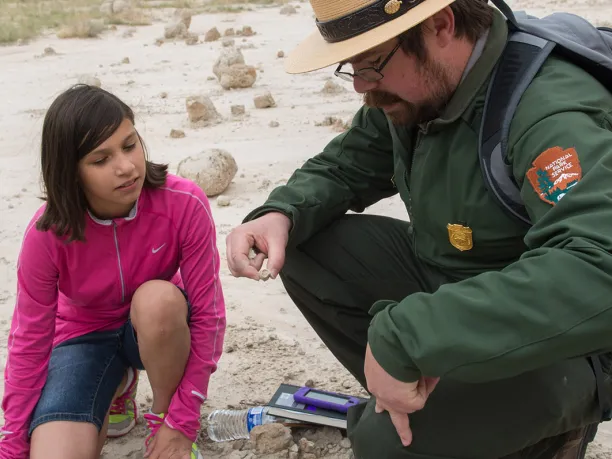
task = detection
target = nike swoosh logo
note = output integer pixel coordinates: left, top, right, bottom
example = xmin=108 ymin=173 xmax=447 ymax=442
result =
xmin=152 ymin=243 xmax=166 ymax=254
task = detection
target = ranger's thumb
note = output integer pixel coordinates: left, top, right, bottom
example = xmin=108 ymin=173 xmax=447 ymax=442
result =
xmin=266 ymin=243 xmax=286 ymax=279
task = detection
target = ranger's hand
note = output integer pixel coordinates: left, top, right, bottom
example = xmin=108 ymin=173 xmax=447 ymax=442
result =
xmin=226 ymin=212 xmax=291 ymax=281
xmin=364 ymin=344 xmax=439 ymax=447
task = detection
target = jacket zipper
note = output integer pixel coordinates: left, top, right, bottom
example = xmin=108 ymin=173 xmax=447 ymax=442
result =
xmin=405 ymin=127 xmax=422 ymax=223
xmin=113 ymin=222 xmax=126 ymax=303
xmin=408 ymin=127 xmax=426 ymax=257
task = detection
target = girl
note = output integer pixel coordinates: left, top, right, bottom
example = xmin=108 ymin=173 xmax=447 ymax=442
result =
xmin=0 ymin=84 xmax=226 ymax=459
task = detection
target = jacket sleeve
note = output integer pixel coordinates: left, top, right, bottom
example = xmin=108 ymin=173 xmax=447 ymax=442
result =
xmin=367 ymin=107 xmax=612 ymax=383
xmin=0 ymin=217 xmax=59 ymax=459
xmin=165 ymin=185 xmax=226 ymax=441
xmin=243 ymin=106 xmax=397 ymax=246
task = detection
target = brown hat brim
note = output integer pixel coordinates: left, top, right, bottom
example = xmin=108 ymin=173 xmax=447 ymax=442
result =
xmin=284 ymin=0 xmax=457 ymax=74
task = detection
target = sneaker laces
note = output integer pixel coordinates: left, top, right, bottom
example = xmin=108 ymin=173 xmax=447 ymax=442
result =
xmin=144 ymin=412 xmax=166 ymax=448
xmin=110 ymin=367 xmax=137 ymax=416
xmin=110 ymin=396 xmax=129 ymax=416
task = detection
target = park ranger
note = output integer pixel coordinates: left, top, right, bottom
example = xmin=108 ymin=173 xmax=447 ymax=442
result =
xmin=226 ymin=0 xmax=612 ymax=457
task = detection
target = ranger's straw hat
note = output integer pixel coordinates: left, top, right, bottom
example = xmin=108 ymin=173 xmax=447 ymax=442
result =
xmin=285 ymin=0 xmax=457 ymax=74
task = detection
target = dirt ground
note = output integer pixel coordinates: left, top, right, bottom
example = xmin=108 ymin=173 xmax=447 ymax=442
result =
xmin=0 ymin=0 xmax=611 ymax=457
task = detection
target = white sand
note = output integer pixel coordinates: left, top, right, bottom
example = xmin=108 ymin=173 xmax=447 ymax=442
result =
xmin=0 ymin=0 xmax=611 ymax=457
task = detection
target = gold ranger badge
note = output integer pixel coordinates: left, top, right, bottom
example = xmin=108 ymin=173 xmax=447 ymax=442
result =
xmin=447 ymin=223 xmax=473 ymax=251
xmin=384 ymin=0 xmax=402 ymax=15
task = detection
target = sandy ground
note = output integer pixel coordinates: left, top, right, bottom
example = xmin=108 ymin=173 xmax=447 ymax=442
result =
xmin=0 ymin=0 xmax=611 ymax=457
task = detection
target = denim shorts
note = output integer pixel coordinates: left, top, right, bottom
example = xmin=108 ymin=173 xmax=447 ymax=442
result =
xmin=28 ymin=289 xmax=190 ymax=436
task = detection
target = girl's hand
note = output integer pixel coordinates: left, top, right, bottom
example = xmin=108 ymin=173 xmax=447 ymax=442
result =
xmin=144 ymin=424 xmax=193 ymax=459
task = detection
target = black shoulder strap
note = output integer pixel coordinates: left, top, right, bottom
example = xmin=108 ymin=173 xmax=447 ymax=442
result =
xmin=489 ymin=0 xmax=520 ymax=31
xmin=478 ymin=31 xmax=556 ymax=226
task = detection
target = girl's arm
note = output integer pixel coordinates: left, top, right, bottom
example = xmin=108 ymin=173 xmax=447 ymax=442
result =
xmin=0 ymin=215 xmax=59 ymax=459
xmin=165 ymin=184 xmax=226 ymax=442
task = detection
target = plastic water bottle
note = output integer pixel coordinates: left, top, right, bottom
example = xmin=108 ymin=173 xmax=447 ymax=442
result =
xmin=207 ymin=406 xmax=278 ymax=442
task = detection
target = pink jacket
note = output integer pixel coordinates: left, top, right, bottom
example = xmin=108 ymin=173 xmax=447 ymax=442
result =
xmin=0 ymin=174 xmax=226 ymax=458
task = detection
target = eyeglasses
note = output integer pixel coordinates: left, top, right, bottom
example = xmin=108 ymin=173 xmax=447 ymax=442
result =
xmin=334 ymin=40 xmax=403 ymax=83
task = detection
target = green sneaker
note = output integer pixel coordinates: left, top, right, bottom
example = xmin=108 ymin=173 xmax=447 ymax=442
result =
xmin=144 ymin=411 xmax=204 ymax=459
xmin=107 ymin=367 xmax=138 ymax=438
xmin=190 ymin=442 xmax=205 ymax=459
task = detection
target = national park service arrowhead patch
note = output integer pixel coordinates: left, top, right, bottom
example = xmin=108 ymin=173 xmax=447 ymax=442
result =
xmin=526 ymin=146 xmax=582 ymax=205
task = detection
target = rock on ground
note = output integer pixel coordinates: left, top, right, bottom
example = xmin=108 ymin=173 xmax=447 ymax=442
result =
xmin=165 ymin=22 xmax=188 ymax=39
xmin=212 ymin=48 xmax=256 ymax=89
xmin=174 ymin=8 xmax=192 ymax=29
xmin=321 ymin=79 xmax=346 ymax=94
xmin=216 ymin=195 xmax=231 ymax=207
xmin=315 ymin=116 xmax=350 ymax=132
xmin=222 ymin=37 xmax=235 ymax=47
xmin=185 ymin=95 xmax=219 ymax=124
xmin=231 ymin=105 xmax=245 ymax=116
xmin=254 ymin=92 xmax=275 ymax=109
xmin=280 ymin=4 xmax=297 ymax=15
xmin=194 ymin=321 xmax=369 ymax=457
xmin=251 ymin=424 xmax=293 ymax=454
xmin=237 ymin=25 xmax=255 ymax=36
xmin=78 ymin=74 xmax=101 ymax=87
xmin=185 ymin=33 xmax=199 ymax=45
xmin=202 ymin=424 xmax=355 ymax=459
xmin=176 ymin=149 xmax=238 ymax=197
xmin=213 ymin=48 xmax=246 ymax=79
xmin=220 ymin=64 xmax=257 ymax=90
xmin=205 ymin=27 xmax=221 ymax=42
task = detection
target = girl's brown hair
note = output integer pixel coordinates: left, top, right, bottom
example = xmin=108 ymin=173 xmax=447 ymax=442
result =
xmin=36 ymin=84 xmax=168 ymax=242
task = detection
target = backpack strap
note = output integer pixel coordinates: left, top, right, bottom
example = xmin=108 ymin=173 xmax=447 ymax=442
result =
xmin=478 ymin=31 xmax=556 ymax=226
xmin=489 ymin=0 xmax=520 ymax=31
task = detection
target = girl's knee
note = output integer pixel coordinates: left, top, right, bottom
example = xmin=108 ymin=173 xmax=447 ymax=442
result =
xmin=130 ymin=280 xmax=188 ymax=332
xmin=30 ymin=421 xmax=99 ymax=459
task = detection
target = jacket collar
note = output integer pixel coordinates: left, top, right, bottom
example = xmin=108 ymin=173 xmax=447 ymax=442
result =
xmin=429 ymin=8 xmax=509 ymax=129
xmin=87 ymin=199 xmax=139 ymax=226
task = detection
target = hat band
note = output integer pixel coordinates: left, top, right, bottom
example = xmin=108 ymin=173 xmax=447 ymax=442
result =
xmin=315 ymin=0 xmax=424 ymax=44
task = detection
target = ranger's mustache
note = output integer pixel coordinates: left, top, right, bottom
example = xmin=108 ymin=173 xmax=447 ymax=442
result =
xmin=364 ymin=91 xmax=403 ymax=107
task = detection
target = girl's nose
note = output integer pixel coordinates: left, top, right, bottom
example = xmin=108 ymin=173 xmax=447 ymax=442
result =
xmin=116 ymin=154 xmax=136 ymax=176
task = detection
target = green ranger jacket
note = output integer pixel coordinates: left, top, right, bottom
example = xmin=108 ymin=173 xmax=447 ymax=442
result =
xmin=243 ymin=9 xmax=612 ymax=384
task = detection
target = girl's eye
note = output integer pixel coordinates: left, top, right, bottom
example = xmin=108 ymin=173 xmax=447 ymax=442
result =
xmin=124 ymin=143 xmax=136 ymax=151
xmin=93 ymin=157 xmax=107 ymax=165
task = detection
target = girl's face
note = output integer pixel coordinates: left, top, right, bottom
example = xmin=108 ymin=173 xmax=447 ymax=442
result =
xmin=78 ymin=118 xmax=146 ymax=219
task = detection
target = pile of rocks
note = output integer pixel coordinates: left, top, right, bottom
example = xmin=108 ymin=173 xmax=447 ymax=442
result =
xmin=205 ymin=424 xmax=355 ymax=459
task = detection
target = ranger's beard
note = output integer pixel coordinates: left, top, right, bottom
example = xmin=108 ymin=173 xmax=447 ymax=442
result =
xmin=363 ymin=57 xmax=454 ymax=126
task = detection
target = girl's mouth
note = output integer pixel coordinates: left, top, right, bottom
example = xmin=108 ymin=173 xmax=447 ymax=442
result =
xmin=117 ymin=178 xmax=138 ymax=190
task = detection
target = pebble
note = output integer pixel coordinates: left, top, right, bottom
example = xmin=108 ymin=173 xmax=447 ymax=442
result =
xmin=217 ymin=195 xmax=231 ymax=207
